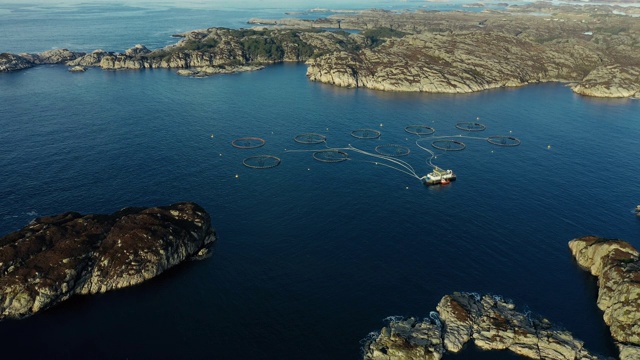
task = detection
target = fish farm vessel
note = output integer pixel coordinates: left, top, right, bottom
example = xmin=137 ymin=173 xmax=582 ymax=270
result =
xmin=421 ymin=168 xmax=456 ymax=185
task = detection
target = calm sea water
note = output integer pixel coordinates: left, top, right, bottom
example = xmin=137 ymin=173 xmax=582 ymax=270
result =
xmin=1 ymin=3 xmax=640 ymax=360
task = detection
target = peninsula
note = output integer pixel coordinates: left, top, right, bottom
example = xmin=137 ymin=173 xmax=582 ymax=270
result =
xmin=0 ymin=202 xmax=215 ymax=320
xmin=1 ymin=2 xmax=638 ymax=98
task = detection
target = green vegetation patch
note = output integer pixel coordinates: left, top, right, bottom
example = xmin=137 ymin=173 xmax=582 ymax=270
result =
xmin=362 ymin=27 xmax=408 ymax=48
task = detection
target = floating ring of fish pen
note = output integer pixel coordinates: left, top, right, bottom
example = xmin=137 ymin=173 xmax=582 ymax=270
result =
xmin=294 ymin=133 xmax=326 ymax=144
xmin=455 ymin=122 xmax=486 ymax=132
xmin=431 ymin=140 xmax=466 ymax=151
xmin=231 ymin=137 xmax=266 ymax=149
xmin=243 ymin=155 xmax=281 ymax=169
xmin=374 ymin=144 xmax=411 ymax=157
xmin=404 ymin=125 xmax=435 ymax=136
xmin=487 ymin=136 xmax=521 ymax=147
xmin=351 ymin=129 xmax=381 ymax=139
xmin=313 ymin=149 xmax=349 ymax=163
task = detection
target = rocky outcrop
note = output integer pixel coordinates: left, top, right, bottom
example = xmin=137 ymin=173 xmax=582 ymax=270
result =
xmin=68 ymin=66 xmax=86 ymax=72
xmin=569 ymin=236 xmax=640 ymax=359
xmin=63 ymin=29 xmax=351 ymax=73
xmin=1 ymin=49 xmax=84 ymax=72
xmin=67 ymin=49 xmax=111 ymax=67
xmin=306 ymin=31 xmax=603 ymax=93
xmin=124 ymin=44 xmax=150 ymax=57
xmin=176 ymin=64 xmax=265 ymax=77
xmin=0 ymin=202 xmax=216 ymax=320
xmin=572 ymin=65 xmax=640 ymax=98
xmin=24 ymin=48 xmax=84 ymax=65
xmin=364 ymin=292 xmax=604 ymax=360
xmin=0 ymin=53 xmax=34 ymax=72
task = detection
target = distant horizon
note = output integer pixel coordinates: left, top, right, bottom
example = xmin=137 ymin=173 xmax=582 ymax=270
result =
xmin=0 ymin=0 xmax=515 ymax=9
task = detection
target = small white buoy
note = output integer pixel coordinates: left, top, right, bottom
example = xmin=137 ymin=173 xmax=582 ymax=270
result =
xmin=406 ymin=186 xmax=409 ymax=189
xmin=219 ymin=153 xmax=222 ymax=156
xmin=380 ymin=123 xmax=383 ymax=127
xmin=307 ymin=168 xmax=310 ymax=171
xmin=235 ymin=174 xmax=239 ymax=178
xmin=547 ymin=145 xmax=552 ymax=149
xmin=210 ymin=134 xmax=214 ymax=139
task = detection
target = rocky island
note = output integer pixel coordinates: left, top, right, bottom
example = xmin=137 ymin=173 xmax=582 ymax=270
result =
xmin=0 ymin=202 xmax=215 ymax=320
xmin=1 ymin=2 xmax=639 ymax=98
xmin=363 ymin=292 xmax=604 ymax=360
xmin=569 ymin=236 xmax=640 ymax=360
xmin=362 ymin=236 xmax=640 ymax=360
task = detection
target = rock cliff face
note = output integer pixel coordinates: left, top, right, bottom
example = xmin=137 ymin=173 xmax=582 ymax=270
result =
xmin=363 ymin=292 xmax=603 ymax=360
xmin=569 ymin=236 xmax=640 ymax=360
xmin=571 ymin=65 xmax=640 ymax=98
xmin=306 ymin=32 xmax=602 ymax=93
xmin=0 ymin=202 xmax=216 ymax=320
xmin=0 ymin=53 xmax=34 ymax=72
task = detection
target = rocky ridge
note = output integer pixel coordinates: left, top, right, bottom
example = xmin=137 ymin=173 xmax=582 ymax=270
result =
xmin=257 ymin=6 xmax=640 ymax=98
xmin=0 ymin=202 xmax=216 ymax=320
xmin=2 ymin=5 xmax=639 ymax=97
xmin=363 ymin=292 xmax=604 ymax=360
xmin=569 ymin=236 xmax=640 ymax=360
xmin=307 ymin=31 xmax=603 ymax=93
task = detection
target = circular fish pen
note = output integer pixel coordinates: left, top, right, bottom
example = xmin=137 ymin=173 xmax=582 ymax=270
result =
xmin=313 ymin=149 xmax=349 ymax=163
xmin=231 ymin=137 xmax=266 ymax=149
xmin=243 ymin=155 xmax=281 ymax=169
xmin=351 ymin=129 xmax=381 ymax=140
xmin=455 ymin=122 xmax=486 ymax=132
xmin=294 ymin=133 xmax=326 ymax=144
xmin=432 ymin=140 xmax=466 ymax=151
xmin=375 ymin=144 xmax=411 ymax=157
xmin=487 ymin=136 xmax=521 ymax=147
xmin=404 ymin=125 xmax=435 ymax=136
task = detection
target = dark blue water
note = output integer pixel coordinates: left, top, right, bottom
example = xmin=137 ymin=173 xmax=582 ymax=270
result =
xmin=2 ymin=63 xmax=639 ymax=359
xmin=2 ymin=3 xmax=640 ymax=360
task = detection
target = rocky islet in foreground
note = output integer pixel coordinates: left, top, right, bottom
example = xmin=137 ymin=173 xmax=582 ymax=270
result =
xmin=569 ymin=236 xmax=640 ymax=360
xmin=363 ymin=236 xmax=640 ymax=360
xmin=363 ymin=292 xmax=604 ymax=360
xmin=0 ymin=202 xmax=215 ymax=320
xmin=1 ymin=3 xmax=639 ymax=98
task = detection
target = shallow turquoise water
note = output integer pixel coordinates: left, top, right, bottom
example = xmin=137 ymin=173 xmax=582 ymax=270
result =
xmin=1 ymin=3 xmax=640 ymax=360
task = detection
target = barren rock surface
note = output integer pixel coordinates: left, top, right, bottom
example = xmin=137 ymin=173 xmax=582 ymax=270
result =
xmin=569 ymin=236 xmax=640 ymax=359
xmin=0 ymin=202 xmax=216 ymax=320
xmin=363 ymin=292 xmax=603 ymax=360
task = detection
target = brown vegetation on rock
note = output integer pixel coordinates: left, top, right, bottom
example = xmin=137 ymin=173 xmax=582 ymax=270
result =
xmin=0 ymin=202 xmax=216 ymax=320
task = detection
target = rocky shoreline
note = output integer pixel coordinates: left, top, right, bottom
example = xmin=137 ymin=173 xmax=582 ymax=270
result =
xmin=0 ymin=202 xmax=215 ymax=320
xmin=363 ymin=292 xmax=605 ymax=360
xmin=569 ymin=236 xmax=640 ymax=359
xmin=1 ymin=4 xmax=639 ymax=98
xmin=363 ymin=236 xmax=640 ymax=360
